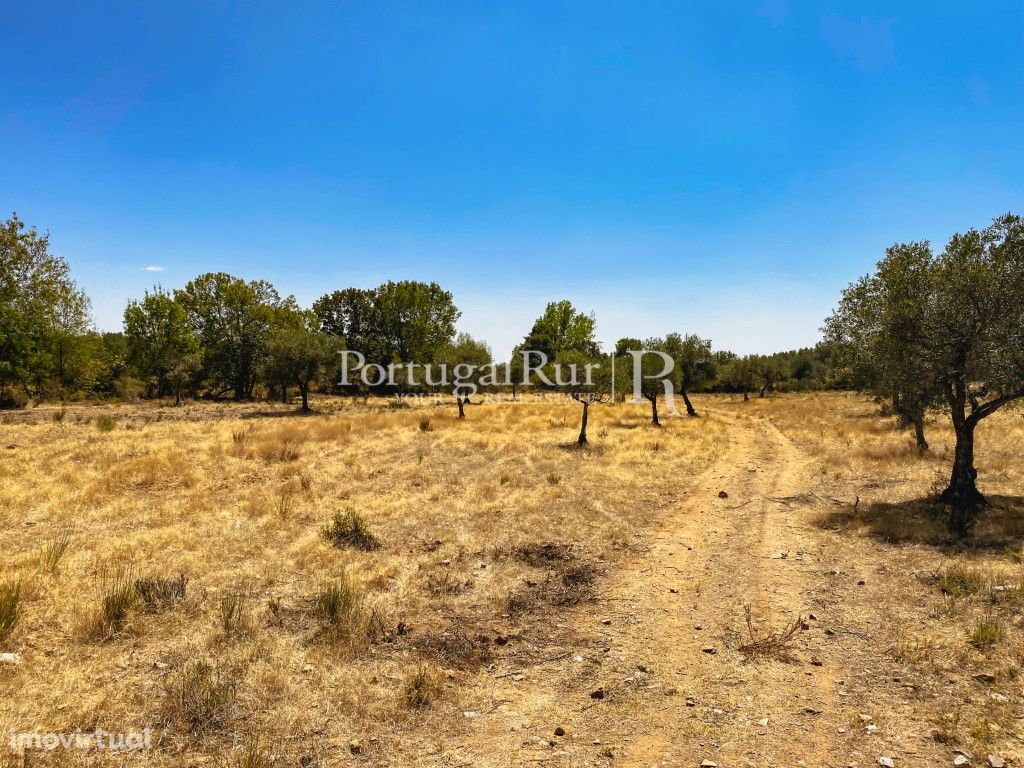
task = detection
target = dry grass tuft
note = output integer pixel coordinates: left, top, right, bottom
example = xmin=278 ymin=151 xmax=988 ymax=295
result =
xmin=402 ymin=662 xmax=441 ymax=708
xmin=321 ymin=509 xmax=381 ymax=551
xmin=737 ymin=603 xmax=803 ymax=660
xmin=163 ymin=658 xmax=240 ymax=734
xmin=0 ymin=580 xmax=20 ymax=646
xmin=135 ymin=573 xmax=188 ymax=613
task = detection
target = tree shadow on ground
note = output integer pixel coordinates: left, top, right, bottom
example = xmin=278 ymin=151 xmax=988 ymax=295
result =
xmin=816 ymin=495 xmax=1024 ymax=552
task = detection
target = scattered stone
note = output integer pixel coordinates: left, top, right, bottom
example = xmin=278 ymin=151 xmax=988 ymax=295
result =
xmin=866 ymin=724 xmax=878 ymax=734
xmin=701 ymin=760 xmax=719 ymax=768
xmin=718 ymin=491 xmax=728 ymax=499
xmin=0 ymin=653 xmax=21 ymax=665
xmin=638 ymin=664 xmax=652 ymax=673
xmin=860 ymin=714 xmax=874 ymax=723
xmin=554 ymin=727 xmax=565 ymax=737
xmin=463 ymin=711 xmax=478 ymax=718
xmin=973 ymin=672 xmax=997 ymax=684
xmin=811 ymin=657 xmax=823 ymax=666
xmin=803 ymin=707 xmax=822 ymax=715
xmin=857 ymin=579 xmax=866 ymax=586
xmin=601 ymin=618 xmax=612 ymax=625
xmin=758 ymin=718 xmax=769 ymax=727
xmin=953 ymin=756 xmax=969 ymax=767
xmin=879 ymin=759 xmax=894 ymax=768
xmin=701 ymin=646 xmax=717 ymax=654
xmin=349 ymin=740 xmax=362 ymax=755
xmin=590 ymin=688 xmax=605 ymax=700
xmin=669 ymin=588 xmax=679 ymax=593
xmin=987 ymin=756 xmax=1005 ymax=768
xmin=685 ymin=697 xmax=697 ymax=707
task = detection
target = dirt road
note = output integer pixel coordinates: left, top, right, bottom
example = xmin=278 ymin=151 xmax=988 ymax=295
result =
xmin=449 ymin=409 xmax=958 ymax=767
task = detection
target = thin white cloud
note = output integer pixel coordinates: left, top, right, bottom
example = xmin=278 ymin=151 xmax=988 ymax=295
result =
xmin=140 ymin=265 xmax=165 ymax=272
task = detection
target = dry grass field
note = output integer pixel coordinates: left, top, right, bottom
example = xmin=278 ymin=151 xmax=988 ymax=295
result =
xmin=1 ymin=392 xmax=1022 ymax=767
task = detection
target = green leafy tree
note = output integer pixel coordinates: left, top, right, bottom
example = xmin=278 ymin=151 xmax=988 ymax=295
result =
xmin=521 ymin=300 xmax=600 ymax=362
xmin=752 ymin=355 xmax=783 ymax=398
xmin=824 ymin=242 xmax=936 ymax=450
xmin=721 ymin=355 xmax=757 ymax=401
xmin=827 ymin=213 xmax=1024 ymax=530
xmin=174 ymin=273 xmax=281 ymax=400
xmin=614 ymin=338 xmax=678 ymax=426
xmin=124 ymin=287 xmax=199 ymax=399
xmin=927 ymin=214 xmax=1024 ymax=517
xmin=263 ymin=310 xmax=338 ymax=412
xmin=436 ymin=332 xmax=492 ymax=417
xmin=0 ymin=214 xmax=91 ymax=402
xmin=663 ymin=333 xmax=714 ymax=416
xmin=314 ymin=281 xmax=460 ymax=374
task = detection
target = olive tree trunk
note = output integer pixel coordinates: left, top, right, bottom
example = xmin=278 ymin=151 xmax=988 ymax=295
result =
xmin=913 ymin=412 xmax=928 ymax=452
xmin=940 ymin=417 xmax=983 ymax=508
xmin=681 ymin=390 xmax=698 ymax=417
xmin=577 ymin=401 xmax=590 ymax=446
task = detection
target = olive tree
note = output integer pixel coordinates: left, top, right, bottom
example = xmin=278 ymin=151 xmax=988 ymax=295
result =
xmin=826 ymin=213 xmax=1024 ymax=529
xmin=663 ymin=333 xmax=713 ymax=416
xmin=823 ymin=243 xmax=936 ymax=451
xmin=928 ymin=214 xmax=1024 ymax=515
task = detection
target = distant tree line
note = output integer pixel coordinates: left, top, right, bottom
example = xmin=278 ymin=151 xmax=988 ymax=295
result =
xmin=0 ymin=211 xmax=840 ymax=411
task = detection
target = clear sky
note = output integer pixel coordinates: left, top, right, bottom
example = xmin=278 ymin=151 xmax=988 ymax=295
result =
xmin=2 ymin=2 xmax=1022 ymax=358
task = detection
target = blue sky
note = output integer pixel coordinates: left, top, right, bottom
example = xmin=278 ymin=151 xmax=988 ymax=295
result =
xmin=2 ymin=1 xmax=1022 ymax=357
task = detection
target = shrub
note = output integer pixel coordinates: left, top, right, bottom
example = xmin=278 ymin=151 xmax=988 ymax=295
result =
xmin=321 ymin=510 xmax=380 ymax=551
xmin=418 ymin=417 xmax=432 ymax=432
xmin=0 ymin=387 xmax=28 ymax=410
xmin=95 ymin=415 xmax=118 ymax=432
xmin=52 ymin=408 xmax=66 ymax=423
xmin=0 ymin=581 xmax=21 ymax=645
xmin=134 ymin=573 xmax=188 ymax=613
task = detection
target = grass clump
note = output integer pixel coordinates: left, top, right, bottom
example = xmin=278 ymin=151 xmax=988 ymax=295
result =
xmin=321 ymin=509 xmax=380 ymax=551
xmin=0 ymin=581 xmax=21 ymax=645
xmin=164 ymin=659 xmax=239 ymax=734
xmin=402 ymin=663 xmax=440 ymax=708
xmin=134 ymin=573 xmax=188 ymax=613
xmin=418 ymin=417 xmax=432 ymax=432
xmin=970 ymin=615 xmax=1003 ymax=650
xmin=87 ymin=565 xmax=137 ymax=638
xmin=219 ymin=590 xmax=250 ymax=639
xmin=36 ymin=530 xmax=73 ymax=575
xmin=314 ymin=576 xmax=368 ymax=641
xmin=936 ymin=565 xmax=987 ymax=598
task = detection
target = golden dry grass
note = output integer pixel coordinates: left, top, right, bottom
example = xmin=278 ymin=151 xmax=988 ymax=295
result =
xmin=0 ymin=395 xmax=727 ymax=766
